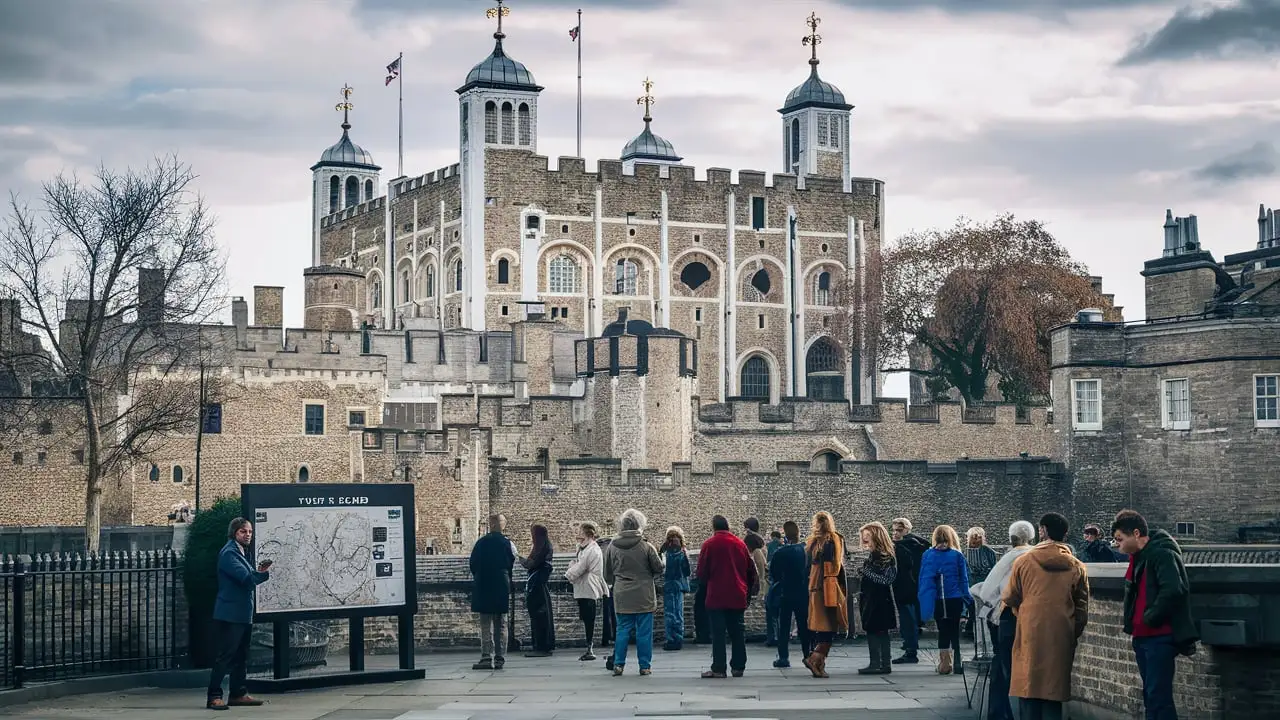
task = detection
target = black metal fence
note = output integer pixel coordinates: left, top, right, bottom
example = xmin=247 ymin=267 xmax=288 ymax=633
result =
xmin=0 ymin=551 xmax=182 ymax=689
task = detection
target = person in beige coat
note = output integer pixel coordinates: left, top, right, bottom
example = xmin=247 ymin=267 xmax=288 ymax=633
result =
xmin=604 ymin=508 xmax=665 ymax=676
xmin=1002 ymin=513 xmax=1090 ymax=720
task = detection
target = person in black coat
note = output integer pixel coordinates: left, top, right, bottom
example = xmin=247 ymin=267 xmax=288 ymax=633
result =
xmin=520 ymin=523 xmax=556 ymax=657
xmin=891 ymin=517 xmax=929 ymax=664
xmin=469 ymin=513 xmax=516 ymax=670
xmin=768 ymin=520 xmax=811 ymax=668
xmin=857 ymin=522 xmax=898 ymax=675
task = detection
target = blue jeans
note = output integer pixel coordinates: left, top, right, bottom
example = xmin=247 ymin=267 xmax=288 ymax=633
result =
xmin=1133 ymin=635 xmax=1178 ymax=719
xmin=613 ymin=612 xmax=654 ymax=670
xmin=765 ymin=590 xmax=779 ymax=643
xmin=775 ymin=600 xmax=810 ymax=664
xmin=663 ymin=589 xmax=685 ymax=646
xmin=897 ymin=601 xmax=920 ymax=654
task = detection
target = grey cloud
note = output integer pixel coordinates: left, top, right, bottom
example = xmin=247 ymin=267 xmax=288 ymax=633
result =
xmin=1193 ymin=141 xmax=1279 ymax=184
xmin=831 ymin=0 xmax=1172 ymax=18
xmin=1118 ymin=0 xmax=1280 ymax=65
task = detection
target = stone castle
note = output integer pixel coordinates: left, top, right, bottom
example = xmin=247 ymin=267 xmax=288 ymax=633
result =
xmin=1 ymin=10 xmax=1275 ymax=551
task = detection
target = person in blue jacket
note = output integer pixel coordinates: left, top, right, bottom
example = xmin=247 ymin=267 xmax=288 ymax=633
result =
xmin=917 ymin=524 xmax=971 ymax=676
xmin=661 ymin=526 xmax=691 ymax=651
xmin=207 ymin=517 xmax=272 ymax=711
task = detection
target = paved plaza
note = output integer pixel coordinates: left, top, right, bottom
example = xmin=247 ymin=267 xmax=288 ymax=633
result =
xmin=4 ymin=644 xmax=978 ymax=719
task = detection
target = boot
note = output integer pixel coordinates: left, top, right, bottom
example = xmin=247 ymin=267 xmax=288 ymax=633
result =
xmin=876 ymin=635 xmax=892 ymax=674
xmin=857 ymin=634 xmax=880 ymax=675
xmin=937 ymin=648 xmax=953 ymax=675
xmin=804 ymin=642 xmax=831 ymax=678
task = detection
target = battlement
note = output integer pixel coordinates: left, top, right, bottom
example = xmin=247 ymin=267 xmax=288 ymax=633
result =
xmin=319 ymin=163 xmax=462 ymax=229
xmin=696 ymin=396 xmax=1049 ymax=428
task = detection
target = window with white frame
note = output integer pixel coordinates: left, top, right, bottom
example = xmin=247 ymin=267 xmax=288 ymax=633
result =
xmin=817 ymin=115 xmax=830 ymax=148
xmin=548 ymin=255 xmax=580 ymax=293
xmin=828 ymin=115 xmax=841 ymax=148
xmin=1161 ymin=378 xmax=1190 ymax=430
xmin=1256 ymin=374 xmax=1279 ymax=427
xmin=814 ymin=271 xmax=832 ymax=306
xmin=1071 ymin=379 xmax=1102 ymax=431
xmin=615 ymin=258 xmax=638 ymax=295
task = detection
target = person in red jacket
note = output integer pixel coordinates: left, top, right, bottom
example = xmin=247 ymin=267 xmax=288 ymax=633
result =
xmin=697 ymin=514 xmax=757 ymax=678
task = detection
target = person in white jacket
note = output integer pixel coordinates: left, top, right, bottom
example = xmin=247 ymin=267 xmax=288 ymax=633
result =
xmin=969 ymin=520 xmax=1035 ymax=720
xmin=565 ymin=521 xmax=610 ymax=661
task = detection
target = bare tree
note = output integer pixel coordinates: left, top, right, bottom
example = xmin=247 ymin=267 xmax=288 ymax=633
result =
xmin=879 ymin=214 xmax=1110 ymax=406
xmin=0 ymin=157 xmax=226 ymax=552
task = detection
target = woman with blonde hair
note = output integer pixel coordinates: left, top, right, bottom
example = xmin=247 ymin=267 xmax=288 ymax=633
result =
xmin=856 ymin=521 xmax=898 ymax=675
xmin=804 ymin=511 xmax=848 ymax=678
xmin=917 ymin=524 xmax=971 ymax=675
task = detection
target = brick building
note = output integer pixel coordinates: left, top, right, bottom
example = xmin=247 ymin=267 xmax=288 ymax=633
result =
xmin=1052 ymin=206 xmax=1280 ymax=542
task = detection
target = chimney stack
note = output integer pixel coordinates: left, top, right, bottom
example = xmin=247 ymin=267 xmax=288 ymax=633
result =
xmin=232 ymin=296 xmax=248 ymax=331
xmin=253 ymin=286 xmax=284 ymax=327
xmin=137 ymin=267 xmax=165 ymax=324
xmin=1161 ymin=210 xmax=1201 ymax=257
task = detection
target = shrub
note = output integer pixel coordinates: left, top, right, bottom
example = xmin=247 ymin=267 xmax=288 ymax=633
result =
xmin=181 ymin=496 xmax=241 ymax=666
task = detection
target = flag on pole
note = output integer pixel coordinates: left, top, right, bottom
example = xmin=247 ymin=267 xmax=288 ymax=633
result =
xmin=569 ymin=25 xmax=579 ymax=41
xmin=385 ymin=56 xmax=401 ymax=86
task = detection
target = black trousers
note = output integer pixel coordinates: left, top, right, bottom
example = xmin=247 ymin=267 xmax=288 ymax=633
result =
xmin=602 ymin=595 xmax=617 ymax=643
xmin=935 ymin=598 xmax=965 ymax=653
xmin=987 ymin=609 xmax=1017 ymax=720
xmin=693 ymin=584 xmax=709 ymax=643
xmin=527 ymin=583 xmax=555 ymax=652
xmin=709 ymin=608 xmax=747 ymax=674
xmin=578 ymin=598 xmax=597 ymax=646
xmin=206 ymin=620 xmax=251 ymax=701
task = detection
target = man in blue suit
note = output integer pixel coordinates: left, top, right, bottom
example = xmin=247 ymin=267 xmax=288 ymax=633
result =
xmin=207 ymin=517 xmax=272 ymax=711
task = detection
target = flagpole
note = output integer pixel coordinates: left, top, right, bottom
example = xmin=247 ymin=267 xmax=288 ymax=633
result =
xmin=397 ymin=51 xmax=404 ymax=178
xmin=576 ymin=8 xmax=582 ymax=158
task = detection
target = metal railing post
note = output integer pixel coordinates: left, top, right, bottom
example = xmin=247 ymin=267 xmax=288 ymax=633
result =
xmin=13 ymin=557 xmax=25 ymax=688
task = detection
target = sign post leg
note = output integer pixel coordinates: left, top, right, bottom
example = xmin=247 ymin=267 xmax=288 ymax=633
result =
xmin=397 ymin=613 xmax=414 ymax=670
xmin=272 ymin=622 xmax=291 ymax=680
xmin=349 ymin=618 xmax=365 ymax=672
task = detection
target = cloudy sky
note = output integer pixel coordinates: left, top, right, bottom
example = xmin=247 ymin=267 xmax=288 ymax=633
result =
xmin=3 ymin=0 xmax=1279 ymax=339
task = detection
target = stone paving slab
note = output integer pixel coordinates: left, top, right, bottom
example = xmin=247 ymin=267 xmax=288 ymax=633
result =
xmin=3 ymin=646 xmax=975 ymax=719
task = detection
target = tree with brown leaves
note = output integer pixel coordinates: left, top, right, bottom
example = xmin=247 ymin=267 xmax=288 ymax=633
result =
xmin=878 ymin=214 xmax=1109 ymax=406
xmin=0 ymin=157 xmax=227 ymax=552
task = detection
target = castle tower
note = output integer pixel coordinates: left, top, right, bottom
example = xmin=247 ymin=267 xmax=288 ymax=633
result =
xmin=457 ymin=0 xmax=543 ymax=331
xmin=303 ymin=265 xmax=366 ymax=332
xmin=310 ymin=85 xmax=381 ymax=266
xmin=620 ymin=78 xmax=682 ymax=174
xmin=779 ymin=12 xmax=853 ymax=191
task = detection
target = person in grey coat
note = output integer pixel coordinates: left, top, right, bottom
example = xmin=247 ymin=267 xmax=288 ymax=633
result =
xmin=604 ymin=508 xmax=665 ymax=676
xmin=206 ymin=517 xmax=272 ymax=711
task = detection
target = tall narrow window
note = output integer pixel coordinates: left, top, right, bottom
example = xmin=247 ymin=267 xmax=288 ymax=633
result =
xmin=401 ymin=269 xmax=411 ymax=303
xmin=1256 ymin=375 xmax=1280 ymax=428
xmin=364 ymin=179 xmax=374 ymax=201
xmin=817 ymin=115 xmax=830 ymax=148
xmin=1071 ymin=379 xmax=1102 ymax=431
xmin=460 ymin=102 xmax=469 ymax=142
xmin=345 ymin=176 xmax=359 ymax=208
xmin=304 ymin=404 xmax=325 ymax=436
xmin=426 ymin=266 xmax=435 ymax=298
xmin=740 ymin=356 xmax=770 ymax=399
xmin=829 ymin=115 xmax=841 ymax=148
xmin=790 ymin=118 xmax=800 ymax=169
xmin=484 ymin=101 xmax=498 ymax=143
xmin=815 ymin=271 xmax=831 ymax=306
xmin=549 ymin=255 xmax=579 ymax=293
xmin=454 ymin=260 xmax=463 ymax=292
xmin=328 ymin=175 xmax=340 ymax=213
xmin=497 ymin=258 xmax=510 ymax=284
xmin=615 ymin=259 xmax=638 ymax=295
xmin=1161 ymin=378 xmax=1190 ymax=430
xmin=518 ymin=103 xmax=531 ymax=145
xmin=501 ymin=102 xmax=514 ymax=144
xmin=751 ymin=196 xmax=766 ymax=230
xmin=371 ymin=277 xmax=382 ymax=309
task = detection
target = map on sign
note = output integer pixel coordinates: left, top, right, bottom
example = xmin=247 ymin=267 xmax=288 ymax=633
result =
xmin=253 ymin=505 xmax=407 ymax=613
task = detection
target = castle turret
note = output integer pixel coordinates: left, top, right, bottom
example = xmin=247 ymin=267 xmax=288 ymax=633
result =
xmin=621 ymin=77 xmax=682 ymax=174
xmin=303 ymin=265 xmax=366 ymax=332
xmin=311 ymin=85 xmax=380 ymax=267
xmin=780 ymin=12 xmax=853 ymax=191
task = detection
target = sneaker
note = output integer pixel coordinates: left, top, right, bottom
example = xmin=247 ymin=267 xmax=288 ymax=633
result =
xmin=472 ymin=658 xmax=494 ymax=670
xmin=772 ymin=659 xmax=790 ymax=668
xmin=494 ymin=658 xmax=505 ymax=669
xmin=891 ymin=653 xmax=918 ymax=665
xmin=612 ymin=665 xmax=625 ymax=676
xmin=579 ymin=651 xmax=597 ymax=661
xmin=206 ymin=699 xmax=228 ymax=712
xmin=639 ymin=668 xmax=652 ymax=676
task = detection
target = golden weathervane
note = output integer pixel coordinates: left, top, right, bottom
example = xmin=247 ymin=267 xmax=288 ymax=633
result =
xmin=802 ymin=12 xmax=822 ymax=64
xmin=335 ymin=84 xmax=354 ymax=130
xmin=486 ymin=0 xmax=511 ymax=38
xmin=637 ymin=77 xmax=655 ymax=123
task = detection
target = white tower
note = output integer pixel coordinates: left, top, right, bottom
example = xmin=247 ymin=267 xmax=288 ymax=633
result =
xmin=310 ymin=84 xmax=381 ymax=266
xmin=620 ymin=77 xmax=682 ymax=174
xmin=779 ymin=13 xmax=852 ymax=192
xmin=457 ymin=0 xmax=542 ymax=331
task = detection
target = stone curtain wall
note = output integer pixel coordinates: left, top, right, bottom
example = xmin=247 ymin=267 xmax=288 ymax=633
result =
xmin=490 ymin=457 xmax=1070 ymax=552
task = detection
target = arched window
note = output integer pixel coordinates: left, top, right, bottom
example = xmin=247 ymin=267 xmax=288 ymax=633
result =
xmin=401 ymin=269 xmax=411 ymax=303
xmin=328 ymin=175 xmax=340 ymax=213
xmin=484 ymin=101 xmax=498 ymax=143
xmin=811 ymin=451 xmax=841 ymax=473
xmin=548 ymin=255 xmax=580 ymax=293
xmin=751 ymin=268 xmax=772 ymax=296
xmin=615 ymin=258 xmax=638 ymax=295
xmin=680 ymin=262 xmax=710 ymax=291
xmin=426 ymin=266 xmax=435 ymax=298
xmin=297 ymin=465 xmax=310 ymax=483
xmin=790 ymin=118 xmax=800 ymax=168
xmin=740 ymin=356 xmax=771 ymax=400
xmin=815 ymin=271 xmax=832 ymax=305
xmin=172 ymin=466 xmax=184 ymax=483
xmin=806 ymin=337 xmax=844 ymax=401
xmin=370 ymin=274 xmax=382 ymax=310
xmin=453 ymin=260 xmax=463 ymax=292
xmin=345 ymin=176 xmax=359 ymax=208
xmin=148 ymin=464 xmax=160 ymax=483
xmin=364 ymin=179 xmax=374 ymax=201
xmin=501 ymin=102 xmax=514 ymax=144
xmin=518 ymin=103 xmax=531 ymax=145
xmin=526 ymin=214 xmax=541 ymax=231
xmin=497 ymin=258 xmax=510 ymax=284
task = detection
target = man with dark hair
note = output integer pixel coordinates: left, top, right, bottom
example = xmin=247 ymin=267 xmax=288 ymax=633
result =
xmin=1080 ymin=524 xmax=1124 ymax=563
xmin=1003 ymin=512 xmax=1089 ymax=720
xmin=768 ymin=520 xmax=810 ymax=668
xmin=207 ymin=517 xmax=272 ymax=711
xmin=470 ymin=514 xmax=515 ymax=670
xmin=1112 ymin=509 xmax=1196 ymax=720
xmin=765 ymin=530 xmax=784 ymax=645
xmin=698 ymin=514 xmax=756 ymax=678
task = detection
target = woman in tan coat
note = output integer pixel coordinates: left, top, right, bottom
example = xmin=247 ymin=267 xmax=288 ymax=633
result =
xmin=804 ymin=511 xmax=848 ymax=678
xmin=1002 ymin=513 xmax=1090 ymax=720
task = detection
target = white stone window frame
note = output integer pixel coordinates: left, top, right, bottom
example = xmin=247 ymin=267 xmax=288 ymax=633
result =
xmin=614 ymin=258 xmax=639 ymax=296
xmin=1071 ymin=378 xmax=1102 ymax=432
xmin=303 ymin=400 xmax=327 ymax=437
xmin=347 ymin=407 xmax=369 ymax=429
xmin=1255 ymin=373 xmax=1280 ymax=428
xmin=1160 ymin=377 xmax=1190 ymax=431
xmin=547 ymin=254 xmax=581 ymax=294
